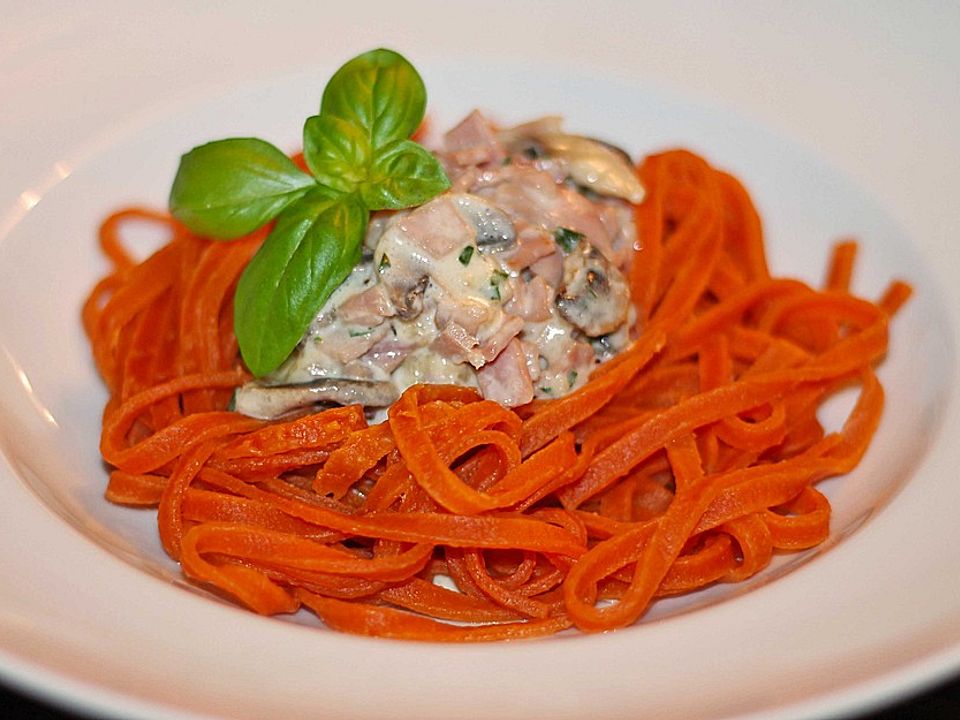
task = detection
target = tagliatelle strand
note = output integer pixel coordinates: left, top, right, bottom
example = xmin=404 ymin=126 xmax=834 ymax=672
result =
xmin=84 ymin=148 xmax=909 ymax=640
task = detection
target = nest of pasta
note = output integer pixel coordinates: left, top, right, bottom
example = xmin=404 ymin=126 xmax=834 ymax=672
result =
xmin=83 ymin=149 xmax=909 ymax=640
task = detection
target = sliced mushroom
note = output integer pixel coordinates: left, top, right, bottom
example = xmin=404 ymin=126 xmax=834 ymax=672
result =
xmin=372 ymin=193 xmax=514 ymax=322
xmin=542 ymin=134 xmax=645 ymax=203
xmin=498 ymin=117 xmax=645 ymax=203
xmin=498 ymin=116 xmax=565 ymax=148
xmin=373 ymin=244 xmax=428 ymax=321
xmin=451 ymin=193 xmax=516 ymax=251
xmin=391 ymin=275 xmax=428 ymax=320
xmin=233 ymin=378 xmax=399 ymax=419
xmin=306 ymin=257 xmax=377 ymax=332
xmin=556 ymin=241 xmax=631 ymax=337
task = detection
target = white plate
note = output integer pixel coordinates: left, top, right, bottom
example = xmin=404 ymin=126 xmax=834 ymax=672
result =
xmin=1 ymin=3 xmax=959 ymax=719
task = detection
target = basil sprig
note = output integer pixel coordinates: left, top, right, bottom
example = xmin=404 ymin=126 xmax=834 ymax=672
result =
xmin=169 ymin=49 xmax=450 ymax=376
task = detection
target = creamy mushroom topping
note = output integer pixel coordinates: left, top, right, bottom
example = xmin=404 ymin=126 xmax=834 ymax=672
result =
xmin=234 ymin=111 xmax=641 ymax=419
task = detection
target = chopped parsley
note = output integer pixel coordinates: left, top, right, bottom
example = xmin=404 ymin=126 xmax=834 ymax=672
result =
xmin=567 ymin=370 xmax=578 ymax=387
xmin=489 ymin=269 xmax=508 ymax=301
xmin=378 ymin=253 xmax=391 ymax=272
xmin=458 ymin=245 xmax=475 ymax=265
xmin=554 ymin=227 xmax=584 ymax=253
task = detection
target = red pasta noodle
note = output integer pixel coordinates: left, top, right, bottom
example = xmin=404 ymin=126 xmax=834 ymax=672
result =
xmin=84 ymin=149 xmax=910 ymax=640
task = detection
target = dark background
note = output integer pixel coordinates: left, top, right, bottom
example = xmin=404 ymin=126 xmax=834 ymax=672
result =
xmin=2 ymin=671 xmax=960 ymax=719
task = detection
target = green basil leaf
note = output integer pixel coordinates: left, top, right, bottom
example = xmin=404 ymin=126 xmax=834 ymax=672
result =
xmin=169 ymin=138 xmax=315 ymax=239
xmin=302 ymin=114 xmax=371 ymax=194
xmin=320 ymin=48 xmax=426 ymax=151
xmin=233 ymin=190 xmax=368 ymax=376
xmin=360 ymin=139 xmax=451 ymax=210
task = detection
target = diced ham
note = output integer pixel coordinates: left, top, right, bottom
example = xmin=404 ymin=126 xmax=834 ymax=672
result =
xmin=325 ymin=325 xmax=389 ymax=364
xmin=476 ymin=339 xmax=534 ymax=407
xmin=476 ymin=166 xmax=616 ymax=262
xmin=504 ymin=275 xmax=553 ymax=322
xmin=475 ymin=168 xmax=559 ymax=224
xmin=435 ymin=294 xmax=493 ymax=335
xmin=358 ymin=334 xmax=413 ymax=374
xmin=520 ymin=339 xmax=542 ymax=383
xmin=554 ymin=185 xmax=616 ymax=262
xmin=529 ymin=251 xmax=563 ymax=288
xmin=598 ymin=199 xmax=637 ymax=271
xmin=479 ymin=315 xmax=524 ymax=363
xmin=401 ymin=197 xmax=473 ymax=258
xmin=430 ymin=322 xmax=483 ymax=367
xmin=546 ymin=339 xmax=595 ymax=378
xmin=569 ymin=340 xmax=595 ymax=369
xmin=443 ymin=110 xmax=506 ymax=167
xmin=444 ymin=164 xmax=482 ymax=193
xmin=504 ymin=228 xmax=556 ymax=271
xmin=337 ymin=285 xmax=394 ymax=326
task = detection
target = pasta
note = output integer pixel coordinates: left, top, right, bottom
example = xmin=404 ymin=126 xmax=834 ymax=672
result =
xmin=83 ymin=148 xmax=909 ymax=640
